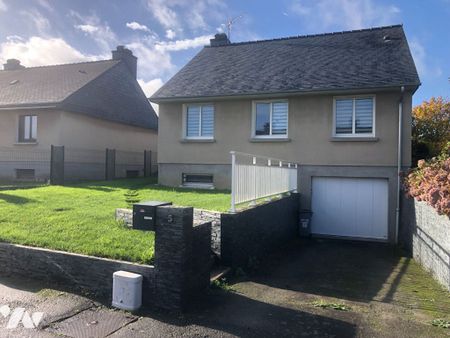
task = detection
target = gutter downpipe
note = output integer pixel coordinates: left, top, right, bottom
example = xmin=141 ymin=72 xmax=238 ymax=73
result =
xmin=395 ymin=86 xmax=405 ymax=244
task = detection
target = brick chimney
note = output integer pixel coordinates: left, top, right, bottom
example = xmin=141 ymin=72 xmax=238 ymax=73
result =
xmin=3 ymin=59 xmax=25 ymax=70
xmin=210 ymin=33 xmax=230 ymax=47
xmin=112 ymin=46 xmax=137 ymax=78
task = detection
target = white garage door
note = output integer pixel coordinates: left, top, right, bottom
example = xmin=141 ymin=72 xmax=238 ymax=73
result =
xmin=311 ymin=177 xmax=388 ymax=240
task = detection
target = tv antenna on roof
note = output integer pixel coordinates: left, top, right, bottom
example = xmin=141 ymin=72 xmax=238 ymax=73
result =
xmin=226 ymin=14 xmax=243 ymax=41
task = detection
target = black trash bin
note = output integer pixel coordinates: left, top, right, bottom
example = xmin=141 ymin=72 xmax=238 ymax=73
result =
xmin=299 ymin=209 xmax=313 ymax=237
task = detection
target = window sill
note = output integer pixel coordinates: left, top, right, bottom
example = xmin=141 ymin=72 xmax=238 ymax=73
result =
xmin=14 ymin=142 xmax=38 ymax=145
xmin=249 ymin=137 xmax=291 ymax=143
xmin=330 ymin=137 xmax=379 ymax=142
xmin=180 ymin=138 xmax=215 ymax=143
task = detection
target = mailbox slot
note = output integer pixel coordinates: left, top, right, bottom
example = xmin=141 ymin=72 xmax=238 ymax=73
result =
xmin=132 ymin=201 xmax=172 ymax=230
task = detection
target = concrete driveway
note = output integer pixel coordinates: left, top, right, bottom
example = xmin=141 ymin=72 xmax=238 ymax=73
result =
xmin=0 ymin=239 xmax=449 ymax=337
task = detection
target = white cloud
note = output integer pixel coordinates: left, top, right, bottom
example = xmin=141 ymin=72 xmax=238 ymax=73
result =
xmin=165 ymin=29 xmax=176 ymax=39
xmin=290 ymin=0 xmax=400 ymax=32
xmin=71 ymin=11 xmax=117 ymax=53
xmin=0 ymin=0 xmax=7 ymax=11
xmin=409 ymin=38 xmax=442 ymax=79
xmin=126 ymin=33 xmax=213 ymax=79
xmin=20 ymin=9 xmax=51 ymax=35
xmin=138 ymin=78 xmax=164 ymax=96
xmin=36 ymin=0 xmax=54 ymax=12
xmin=155 ymin=35 xmax=212 ymax=52
xmin=145 ymin=0 xmax=227 ymax=33
xmin=126 ymin=21 xmax=150 ymax=32
xmin=0 ymin=36 xmax=100 ymax=67
xmin=126 ymin=41 xmax=175 ymax=78
xmin=75 ymin=24 xmax=99 ymax=34
xmin=290 ymin=2 xmax=311 ymax=16
xmin=146 ymin=0 xmax=178 ymax=30
xmin=138 ymin=78 xmax=163 ymax=114
xmin=6 ymin=35 xmax=24 ymax=42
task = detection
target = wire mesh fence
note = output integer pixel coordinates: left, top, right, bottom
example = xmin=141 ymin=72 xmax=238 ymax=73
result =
xmin=0 ymin=146 xmax=156 ymax=184
xmin=115 ymin=150 xmax=145 ymax=179
xmin=0 ymin=146 xmax=51 ymax=182
xmin=64 ymin=147 xmax=106 ymax=182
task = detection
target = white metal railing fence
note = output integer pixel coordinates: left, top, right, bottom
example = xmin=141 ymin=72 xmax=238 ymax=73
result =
xmin=230 ymin=151 xmax=298 ymax=212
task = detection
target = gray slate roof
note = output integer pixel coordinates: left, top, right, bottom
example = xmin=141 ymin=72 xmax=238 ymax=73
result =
xmin=152 ymin=25 xmax=420 ymax=101
xmin=0 ymin=60 xmax=158 ymax=130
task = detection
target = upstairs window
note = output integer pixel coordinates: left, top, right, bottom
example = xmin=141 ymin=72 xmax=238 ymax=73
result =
xmin=253 ymin=101 xmax=288 ymax=137
xmin=185 ymin=104 xmax=214 ymax=139
xmin=334 ymin=97 xmax=375 ymax=136
xmin=18 ymin=115 xmax=37 ymax=143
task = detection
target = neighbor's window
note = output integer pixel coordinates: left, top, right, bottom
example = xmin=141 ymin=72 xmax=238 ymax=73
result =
xmin=335 ymin=97 xmax=374 ymax=136
xmin=18 ymin=115 xmax=37 ymax=142
xmin=185 ymin=104 xmax=214 ymax=138
xmin=15 ymin=168 xmax=35 ymax=180
xmin=254 ymin=101 xmax=288 ymax=137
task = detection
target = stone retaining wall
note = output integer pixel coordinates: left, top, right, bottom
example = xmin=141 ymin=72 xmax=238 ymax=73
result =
xmin=116 ymin=207 xmax=222 ymax=256
xmin=115 ymin=208 xmax=133 ymax=226
xmin=0 ymin=242 xmax=155 ymax=302
xmin=221 ymin=193 xmax=299 ymax=268
xmin=400 ymin=195 xmax=450 ymax=291
xmin=0 ymin=205 xmax=212 ymax=312
xmin=194 ymin=209 xmax=221 ymax=256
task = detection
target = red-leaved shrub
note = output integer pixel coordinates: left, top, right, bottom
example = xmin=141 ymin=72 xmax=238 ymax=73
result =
xmin=403 ymin=142 xmax=450 ymax=217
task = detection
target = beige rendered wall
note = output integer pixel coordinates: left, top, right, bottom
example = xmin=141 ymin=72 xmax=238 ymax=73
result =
xmin=0 ymin=109 xmax=62 ymax=149
xmin=0 ymin=109 xmax=158 ymax=153
xmin=158 ymin=90 xmax=412 ymax=167
xmin=59 ymin=111 xmax=157 ymax=153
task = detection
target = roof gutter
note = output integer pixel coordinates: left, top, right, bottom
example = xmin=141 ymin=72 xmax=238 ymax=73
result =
xmin=0 ymin=104 xmax=57 ymax=111
xmin=150 ymin=84 xmax=420 ymax=103
xmin=395 ymin=85 xmax=405 ymax=244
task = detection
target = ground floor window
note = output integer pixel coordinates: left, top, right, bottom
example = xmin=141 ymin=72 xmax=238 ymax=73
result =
xmin=182 ymin=173 xmax=213 ymax=186
xmin=15 ymin=168 xmax=35 ymax=180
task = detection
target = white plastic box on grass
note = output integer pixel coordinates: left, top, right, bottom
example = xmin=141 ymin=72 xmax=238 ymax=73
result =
xmin=112 ymin=270 xmax=143 ymax=311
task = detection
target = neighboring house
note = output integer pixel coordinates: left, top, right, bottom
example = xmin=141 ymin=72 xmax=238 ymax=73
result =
xmin=151 ymin=25 xmax=420 ymax=243
xmin=0 ymin=46 xmax=158 ymax=181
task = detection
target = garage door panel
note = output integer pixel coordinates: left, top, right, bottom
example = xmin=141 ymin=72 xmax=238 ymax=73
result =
xmin=354 ymin=180 xmax=373 ymax=238
xmin=311 ymin=177 xmax=388 ymax=240
xmin=340 ymin=180 xmax=358 ymax=236
xmin=371 ymin=181 xmax=389 ymax=238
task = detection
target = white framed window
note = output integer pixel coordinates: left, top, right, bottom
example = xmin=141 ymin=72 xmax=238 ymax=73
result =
xmin=183 ymin=104 xmax=214 ymax=139
xmin=252 ymin=100 xmax=288 ymax=138
xmin=18 ymin=115 xmax=37 ymax=143
xmin=333 ymin=96 xmax=375 ymax=137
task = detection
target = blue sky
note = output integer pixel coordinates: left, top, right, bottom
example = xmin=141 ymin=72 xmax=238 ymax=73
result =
xmin=0 ymin=0 xmax=448 ymax=105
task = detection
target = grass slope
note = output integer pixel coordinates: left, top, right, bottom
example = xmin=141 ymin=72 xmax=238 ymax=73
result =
xmin=0 ymin=178 xmax=230 ymax=264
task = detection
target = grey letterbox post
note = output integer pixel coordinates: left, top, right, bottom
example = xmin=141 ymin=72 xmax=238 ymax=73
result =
xmin=133 ymin=201 xmax=172 ymax=230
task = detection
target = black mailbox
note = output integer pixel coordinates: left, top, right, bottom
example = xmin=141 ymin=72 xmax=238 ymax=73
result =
xmin=132 ymin=201 xmax=172 ymax=230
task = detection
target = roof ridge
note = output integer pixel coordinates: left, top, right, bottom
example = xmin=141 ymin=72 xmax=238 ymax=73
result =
xmin=208 ymin=24 xmax=403 ymax=47
xmin=0 ymin=59 xmax=119 ymax=71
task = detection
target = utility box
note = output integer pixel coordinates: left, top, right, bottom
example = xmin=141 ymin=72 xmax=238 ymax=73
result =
xmin=112 ymin=271 xmax=143 ymax=311
xmin=132 ymin=201 xmax=172 ymax=230
xmin=299 ymin=210 xmax=313 ymax=237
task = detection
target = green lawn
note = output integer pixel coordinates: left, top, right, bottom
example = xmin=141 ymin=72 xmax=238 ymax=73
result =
xmin=0 ymin=178 xmax=230 ymax=264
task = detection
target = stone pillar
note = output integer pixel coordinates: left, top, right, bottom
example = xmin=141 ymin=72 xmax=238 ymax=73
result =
xmin=154 ymin=205 xmax=212 ymax=311
xmin=50 ymin=145 xmax=64 ymax=185
xmin=105 ymin=148 xmax=116 ymax=180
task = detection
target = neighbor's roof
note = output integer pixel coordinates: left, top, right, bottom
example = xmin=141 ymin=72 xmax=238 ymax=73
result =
xmin=0 ymin=60 xmax=158 ymax=130
xmin=151 ymin=25 xmax=420 ymax=101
